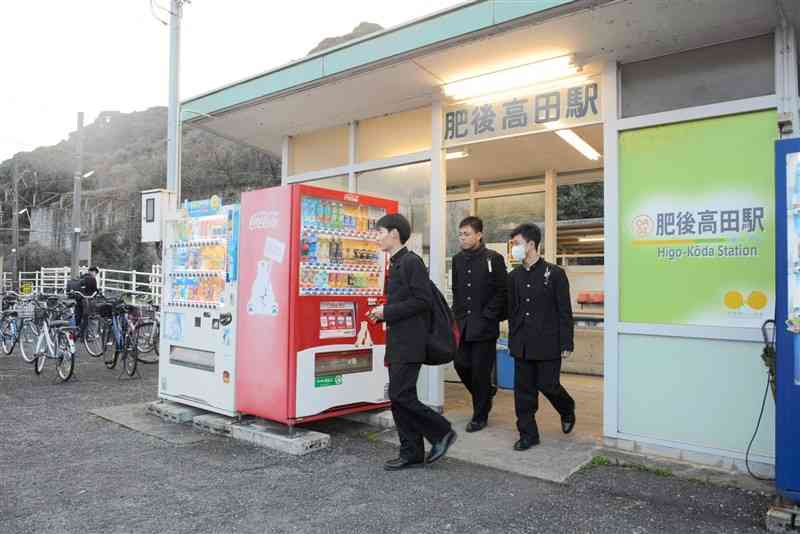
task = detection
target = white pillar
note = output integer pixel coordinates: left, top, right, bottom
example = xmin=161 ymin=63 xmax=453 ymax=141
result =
xmin=417 ymin=95 xmax=447 ymax=411
xmin=602 ymin=60 xmax=621 ymax=438
xmin=544 ymin=169 xmax=557 ymax=262
xmin=281 ymin=136 xmax=291 ymax=185
xmin=776 ymin=20 xmax=799 ymax=138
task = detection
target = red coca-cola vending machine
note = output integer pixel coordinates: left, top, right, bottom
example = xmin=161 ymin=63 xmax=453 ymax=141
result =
xmin=236 ymin=184 xmax=396 ymax=425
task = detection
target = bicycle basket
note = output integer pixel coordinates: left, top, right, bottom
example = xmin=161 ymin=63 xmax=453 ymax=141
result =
xmin=138 ymin=304 xmax=156 ymax=320
xmin=96 ymin=302 xmax=114 ymax=319
xmin=18 ymin=301 xmax=34 ymax=320
xmin=34 ymin=306 xmax=48 ymax=322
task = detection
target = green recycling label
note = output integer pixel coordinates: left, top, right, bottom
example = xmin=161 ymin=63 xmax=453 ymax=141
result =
xmin=315 ymin=375 xmax=343 ymax=388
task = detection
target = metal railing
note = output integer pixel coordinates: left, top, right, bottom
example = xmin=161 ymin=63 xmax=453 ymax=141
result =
xmin=14 ymin=266 xmax=162 ymax=304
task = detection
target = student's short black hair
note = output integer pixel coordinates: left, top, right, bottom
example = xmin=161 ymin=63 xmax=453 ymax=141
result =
xmin=459 ymin=216 xmax=483 ymax=233
xmin=376 ymin=213 xmax=411 ymax=244
xmin=88 ymin=266 xmax=99 ymax=274
xmin=510 ymin=223 xmax=542 ymax=249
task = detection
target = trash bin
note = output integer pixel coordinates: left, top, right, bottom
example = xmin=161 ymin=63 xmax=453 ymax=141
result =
xmin=496 ymin=337 xmax=514 ymax=390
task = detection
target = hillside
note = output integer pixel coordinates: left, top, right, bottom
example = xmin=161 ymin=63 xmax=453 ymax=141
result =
xmin=0 ymin=107 xmax=281 ymax=272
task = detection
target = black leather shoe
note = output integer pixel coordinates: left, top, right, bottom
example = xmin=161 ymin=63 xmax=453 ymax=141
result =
xmin=465 ymin=420 xmax=487 ymax=433
xmin=561 ymin=414 xmax=576 ymax=435
xmin=513 ymin=437 xmax=540 ymax=451
xmin=384 ymin=457 xmax=425 ymax=471
xmin=426 ymin=430 xmax=457 ymax=464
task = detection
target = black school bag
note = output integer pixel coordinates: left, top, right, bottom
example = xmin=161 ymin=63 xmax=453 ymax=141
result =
xmin=394 ymin=251 xmax=460 ymax=365
xmin=425 ymin=281 xmax=461 ymax=366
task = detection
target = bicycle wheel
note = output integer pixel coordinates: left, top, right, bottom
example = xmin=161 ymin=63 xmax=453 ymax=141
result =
xmin=104 ymin=347 xmax=119 ymax=369
xmin=56 ymin=332 xmax=75 ymax=382
xmin=83 ymin=317 xmax=105 ymax=357
xmin=123 ymin=336 xmax=137 ymax=377
xmin=135 ymin=321 xmax=155 ymax=353
xmin=1 ymin=318 xmax=15 ymax=355
xmin=34 ymin=350 xmax=45 ymax=375
xmin=19 ymin=321 xmax=39 ymax=364
xmin=135 ymin=322 xmax=158 ymax=364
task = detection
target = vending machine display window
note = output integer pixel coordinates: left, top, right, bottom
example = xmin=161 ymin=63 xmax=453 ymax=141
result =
xmin=298 ymin=195 xmax=387 ymax=297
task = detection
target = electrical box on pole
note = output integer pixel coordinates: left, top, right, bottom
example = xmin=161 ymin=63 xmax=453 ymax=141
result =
xmin=141 ymin=189 xmax=174 ymax=243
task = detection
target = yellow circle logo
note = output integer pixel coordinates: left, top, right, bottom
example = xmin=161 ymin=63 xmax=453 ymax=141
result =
xmin=210 ymin=195 xmax=222 ymax=210
xmin=747 ymin=291 xmax=768 ymax=310
xmin=724 ymin=291 xmax=744 ymax=309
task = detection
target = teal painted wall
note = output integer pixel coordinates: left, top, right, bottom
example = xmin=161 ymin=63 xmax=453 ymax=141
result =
xmin=619 ymin=334 xmax=775 ymax=458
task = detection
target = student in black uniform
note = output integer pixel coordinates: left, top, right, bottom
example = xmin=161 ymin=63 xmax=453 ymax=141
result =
xmin=507 ymin=223 xmax=576 ymax=451
xmin=367 ymin=213 xmax=457 ymax=470
xmin=451 ymin=216 xmax=507 ymax=432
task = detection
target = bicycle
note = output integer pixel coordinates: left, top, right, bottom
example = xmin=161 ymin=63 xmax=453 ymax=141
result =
xmin=104 ymin=300 xmax=140 ymax=378
xmin=0 ymin=291 xmax=23 ymax=355
xmin=19 ymin=294 xmax=46 ymax=364
xmin=31 ymin=296 xmax=78 ymax=382
xmin=82 ymin=292 xmax=116 ymax=358
xmin=134 ymin=300 xmax=160 ymax=364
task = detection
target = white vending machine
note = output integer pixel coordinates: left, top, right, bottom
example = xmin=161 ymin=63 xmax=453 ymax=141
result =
xmin=158 ymin=196 xmax=241 ymax=416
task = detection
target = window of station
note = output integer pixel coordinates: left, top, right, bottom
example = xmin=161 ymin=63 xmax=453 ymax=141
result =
xmin=356 ymin=162 xmax=431 ymax=262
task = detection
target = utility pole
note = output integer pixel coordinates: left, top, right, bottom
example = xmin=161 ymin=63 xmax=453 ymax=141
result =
xmin=71 ymin=112 xmax=84 ymax=278
xmin=11 ymin=165 xmax=19 ymax=289
xmin=166 ymin=0 xmax=183 ymax=208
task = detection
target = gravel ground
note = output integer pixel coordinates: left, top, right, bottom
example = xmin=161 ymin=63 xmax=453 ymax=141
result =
xmin=0 ymin=350 xmax=772 ymax=534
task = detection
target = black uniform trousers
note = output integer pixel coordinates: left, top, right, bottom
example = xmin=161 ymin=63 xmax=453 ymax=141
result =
xmin=454 ymin=339 xmax=497 ymax=423
xmin=514 ymin=356 xmax=575 ymax=441
xmin=389 ymin=363 xmax=452 ymax=461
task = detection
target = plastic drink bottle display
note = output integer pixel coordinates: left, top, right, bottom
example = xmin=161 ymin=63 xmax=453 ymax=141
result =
xmin=318 ymin=237 xmax=328 ymax=263
xmin=308 ymin=233 xmax=318 ymax=262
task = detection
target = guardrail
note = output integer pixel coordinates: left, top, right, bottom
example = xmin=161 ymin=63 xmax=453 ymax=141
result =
xmin=14 ymin=266 xmax=162 ymax=304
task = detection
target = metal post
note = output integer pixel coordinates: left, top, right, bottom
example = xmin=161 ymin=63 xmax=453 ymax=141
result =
xmin=11 ymin=165 xmax=19 ymax=288
xmin=544 ymin=169 xmax=557 ymax=262
xmin=71 ymin=112 xmax=84 ymax=278
xmin=166 ymin=0 xmax=183 ymax=208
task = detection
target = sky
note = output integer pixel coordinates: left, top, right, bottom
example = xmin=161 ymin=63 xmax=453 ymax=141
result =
xmin=0 ymin=0 xmax=465 ymax=163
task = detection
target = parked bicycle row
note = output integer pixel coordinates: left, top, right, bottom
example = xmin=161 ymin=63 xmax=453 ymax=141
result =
xmin=0 ymin=290 xmax=160 ymax=382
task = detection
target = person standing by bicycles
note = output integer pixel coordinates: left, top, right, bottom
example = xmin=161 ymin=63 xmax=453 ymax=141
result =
xmin=71 ymin=266 xmax=99 ymax=339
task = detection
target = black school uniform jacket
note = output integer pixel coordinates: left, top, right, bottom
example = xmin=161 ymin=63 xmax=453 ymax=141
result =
xmin=383 ymin=247 xmax=432 ymax=364
xmin=451 ymin=244 xmax=507 ymax=342
xmin=507 ymin=258 xmax=574 ymax=361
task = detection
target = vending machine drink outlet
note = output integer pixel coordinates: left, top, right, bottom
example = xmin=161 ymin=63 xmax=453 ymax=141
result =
xmin=236 ymin=184 xmax=396 ymax=425
xmin=158 ymin=195 xmax=241 ymax=416
xmin=775 ymin=138 xmax=800 ymax=504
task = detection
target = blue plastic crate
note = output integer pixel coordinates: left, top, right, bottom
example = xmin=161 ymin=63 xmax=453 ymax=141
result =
xmin=496 ymin=338 xmax=514 ymax=390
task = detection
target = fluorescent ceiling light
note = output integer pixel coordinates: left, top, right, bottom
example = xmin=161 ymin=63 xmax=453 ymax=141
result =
xmin=443 ymin=55 xmax=578 ymax=101
xmin=554 ymin=129 xmax=602 ymax=161
xmin=82 ymin=170 xmax=95 ymax=179
xmin=578 ymin=236 xmax=605 ymax=243
xmin=457 ymin=74 xmax=591 ymax=106
xmin=445 ymin=149 xmax=469 ymax=160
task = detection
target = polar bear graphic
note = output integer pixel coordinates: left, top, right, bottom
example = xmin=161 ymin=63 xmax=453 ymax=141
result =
xmin=247 ymin=259 xmax=279 ymax=316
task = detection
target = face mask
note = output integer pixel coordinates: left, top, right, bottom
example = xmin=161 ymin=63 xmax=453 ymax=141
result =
xmin=511 ymin=244 xmax=527 ymax=261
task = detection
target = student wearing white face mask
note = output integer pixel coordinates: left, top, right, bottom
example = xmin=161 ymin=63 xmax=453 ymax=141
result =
xmin=507 ymin=223 xmax=576 ymax=451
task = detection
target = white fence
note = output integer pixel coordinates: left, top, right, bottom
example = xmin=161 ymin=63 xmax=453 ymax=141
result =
xmin=15 ymin=265 xmax=162 ymax=304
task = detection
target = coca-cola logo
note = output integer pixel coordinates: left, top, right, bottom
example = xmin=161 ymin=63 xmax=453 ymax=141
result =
xmin=343 ymin=194 xmax=360 ymax=203
xmin=249 ymin=210 xmax=279 ymax=230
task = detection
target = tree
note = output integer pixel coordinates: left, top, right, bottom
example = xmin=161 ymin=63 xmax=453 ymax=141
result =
xmin=557 ymin=183 xmax=604 ymax=221
xmin=19 ymin=243 xmax=70 ymax=273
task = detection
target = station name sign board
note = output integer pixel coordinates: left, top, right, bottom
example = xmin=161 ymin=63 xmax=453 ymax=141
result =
xmin=442 ymin=75 xmax=602 ymax=147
